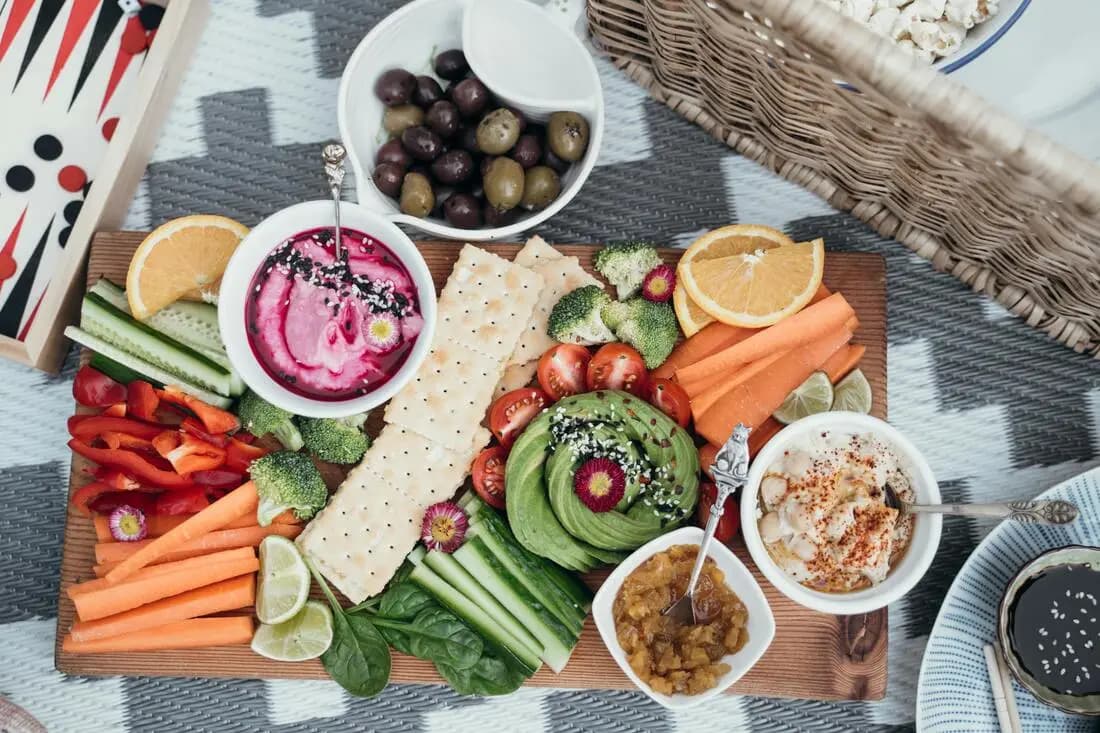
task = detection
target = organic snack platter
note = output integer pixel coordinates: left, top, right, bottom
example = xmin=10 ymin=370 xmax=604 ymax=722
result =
xmin=56 ymin=230 xmax=888 ymax=701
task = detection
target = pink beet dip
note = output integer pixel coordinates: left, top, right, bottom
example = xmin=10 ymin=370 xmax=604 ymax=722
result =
xmin=245 ymin=226 xmax=423 ymax=401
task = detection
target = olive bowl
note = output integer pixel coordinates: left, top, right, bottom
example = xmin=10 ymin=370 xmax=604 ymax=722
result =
xmin=591 ymin=526 xmax=776 ymax=710
xmin=337 ymin=0 xmax=603 ymax=241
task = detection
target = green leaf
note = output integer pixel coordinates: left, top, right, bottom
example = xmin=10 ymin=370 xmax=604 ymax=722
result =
xmin=377 ymin=582 xmax=435 ymax=621
xmin=321 ymin=612 xmax=392 ymax=698
xmin=434 ymin=651 xmax=526 ymax=696
xmin=374 ymin=607 xmax=483 ymax=670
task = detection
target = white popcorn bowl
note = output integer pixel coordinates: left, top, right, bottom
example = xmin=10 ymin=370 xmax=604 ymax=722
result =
xmin=938 ymin=0 xmax=1030 ymax=73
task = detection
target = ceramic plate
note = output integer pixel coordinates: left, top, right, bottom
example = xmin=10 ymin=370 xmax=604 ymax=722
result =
xmin=917 ymin=467 xmax=1100 ymax=731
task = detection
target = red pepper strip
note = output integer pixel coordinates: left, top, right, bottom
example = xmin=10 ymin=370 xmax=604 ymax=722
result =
xmin=157 ymin=387 xmax=240 ymax=435
xmin=70 ymin=481 xmax=114 ymax=516
xmin=126 ymin=380 xmax=159 ymax=422
xmin=179 ymin=417 xmax=230 ymax=448
xmin=101 ymin=403 xmax=127 ymax=417
xmin=88 ymin=490 xmax=158 ymax=517
xmin=234 ymin=431 xmax=256 ymax=444
xmin=152 ymin=430 xmax=180 ymax=458
xmin=165 ymin=434 xmax=226 ymax=474
xmin=68 ymin=439 xmax=195 ymax=489
xmin=94 ymin=467 xmax=142 ymax=491
xmin=68 ymin=416 xmax=163 ymax=442
xmin=101 ymin=432 xmax=154 ymax=452
xmin=191 ymin=469 xmax=247 ymax=489
xmin=155 ymin=486 xmax=212 ymax=515
xmin=73 ymin=365 xmax=127 ymax=408
xmin=225 ymin=437 xmax=269 ymax=474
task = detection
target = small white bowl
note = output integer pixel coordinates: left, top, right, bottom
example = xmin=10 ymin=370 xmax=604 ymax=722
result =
xmin=938 ymin=0 xmax=1030 ymax=74
xmin=218 ymin=200 xmax=436 ymax=418
xmin=336 ymin=0 xmax=604 ymax=241
xmin=592 ymin=526 xmax=776 ymax=710
xmin=740 ymin=412 xmax=942 ymax=616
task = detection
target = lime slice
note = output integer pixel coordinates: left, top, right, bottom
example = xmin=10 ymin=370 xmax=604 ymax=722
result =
xmin=256 ymin=535 xmax=311 ymax=625
xmin=773 ymin=371 xmax=834 ymax=425
xmin=251 ymin=599 xmax=334 ymax=662
xmin=831 ymin=368 xmax=872 ymax=414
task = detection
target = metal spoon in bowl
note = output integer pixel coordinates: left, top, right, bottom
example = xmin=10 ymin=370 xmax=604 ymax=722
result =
xmin=322 ymin=143 xmax=347 ymax=263
xmin=664 ymin=423 xmax=751 ymax=626
xmin=883 ymin=484 xmax=1078 ymax=525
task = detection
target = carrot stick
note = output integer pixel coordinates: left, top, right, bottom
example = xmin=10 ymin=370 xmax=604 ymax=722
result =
xmin=748 ymin=418 xmax=783 ymax=457
xmin=94 ymin=503 xmax=296 ymax=544
xmin=689 ymin=350 xmax=790 ymax=417
xmin=62 ymin=616 xmax=254 ymax=653
xmin=104 ymin=481 xmax=259 ymax=585
xmin=94 ymin=523 xmax=301 ymax=567
xmin=72 ymin=556 xmax=258 ymax=621
xmin=676 ymin=293 xmax=855 ymax=391
xmin=651 ymin=322 xmax=755 ymax=381
xmin=70 ymin=547 xmax=256 ymax=596
xmin=69 ymin=575 xmax=255 ymax=643
xmin=823 ymin=344 xmax=866 ymax=383
xmin=695 ymin=327 xmax=853 ymax=445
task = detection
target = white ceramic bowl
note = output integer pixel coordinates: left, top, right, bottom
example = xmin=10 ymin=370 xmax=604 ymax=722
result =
xmin=592 ymin=526 xmax=776 ymax=710
xmin=218 ymin=200 xmax=436 ymax=418
xmin=938 ymin=0 xmax=1030 ymax=74
xmin=740 ymin=412 xmax=942 ymax=616
xmin=336 ymin=0 xmax=604 ymax=241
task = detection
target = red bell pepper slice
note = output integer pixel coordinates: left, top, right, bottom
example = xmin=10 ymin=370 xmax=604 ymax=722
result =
xmin=101 ymin=432 xmax=154 ymax=452
xmin=88 ymin=491 xmax=157 ymax=517
xmin=157 ymin=387 xmax=239 ymax=435
xmin=101 ymin=403 xmax=127 ymax=417
xmin=191 ymin=469 xmax=247 ymax=489
xmin=73 ymin=365 xmax=127 ymax=408
xmin=234 ymin=431 xmax=256 ymax=444
xmin=68 ymin=439 xmax=195 ymax=488
xmin=152 ymin=430 xmax=181 ymax=457
xmin=70 ymin=481 xmax=114 ymax=515
xmin=68 ymin=415 xmax=163 ymax=442
xmin=225 ymin=437 xmax=269 ymax=474
xmin=155 ymin=486 xmax=211 ymax=515
xmin=94 ymin=467 xmax=141 ymax=491
xmin=154 ymin=432 xmax=226 ymax=475
xmin=180 ymin=417 xmax=230 ymax=447
xmin=126 ymin=380 xmax=159 ymax=422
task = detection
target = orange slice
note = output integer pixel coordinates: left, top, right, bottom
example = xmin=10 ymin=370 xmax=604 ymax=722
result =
xmin=126 ymin=215 xmax=249 ymax=319
xmin=672 ymin=284 xmax=714 ymax=337
xmin=679 ymin=226 xmax=824 ymax=327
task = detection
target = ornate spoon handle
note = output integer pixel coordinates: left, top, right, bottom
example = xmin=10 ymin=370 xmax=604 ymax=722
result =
xmin=904 ymin=499 xmax=1078 ymax=525
xmin=322 ymin=143 xmax=347 ymax=261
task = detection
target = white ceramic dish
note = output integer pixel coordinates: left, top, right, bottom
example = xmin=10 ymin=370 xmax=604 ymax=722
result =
xmin=218 ymin=200 xmax=436 ymax=418
xmin=591 ymin=526 xmax=776 ymax=710
xmin=336 ymin=0 xmax=604 ymax=241
xmin=936 ymin=0 xmax=1030 ymax=74
xmin=740 ymin=412 xmax=942 ymax=616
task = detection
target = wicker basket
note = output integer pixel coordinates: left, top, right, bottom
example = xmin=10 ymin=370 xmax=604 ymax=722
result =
xmin=587 ymin=0 xmax=1100 ymax=357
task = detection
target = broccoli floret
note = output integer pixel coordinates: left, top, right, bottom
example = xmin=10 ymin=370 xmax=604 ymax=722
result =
xmin=547 ymin=285 xmax=615 ymax=345
xmin=249 ymin=451 xmax=329 ymax=525
xmin=237 ymin=390 xmax=304 ymax=451
xmin=610 ymin=298 xmax=679 ymax=369
xmin=600 ymin=299 xmax=629 ymax=331
xmin=593 ymin=241 xmax=663 ymax=299
xmin=299 ymin=413 xmax=371 ymax=465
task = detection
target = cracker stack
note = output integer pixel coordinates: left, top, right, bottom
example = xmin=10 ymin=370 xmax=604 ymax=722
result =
xmin=298 ymin=244 xmax=545 ymax=603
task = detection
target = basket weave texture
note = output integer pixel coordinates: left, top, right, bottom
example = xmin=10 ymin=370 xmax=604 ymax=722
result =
xmin=587 ymin=0 xmax=1100 ymax=356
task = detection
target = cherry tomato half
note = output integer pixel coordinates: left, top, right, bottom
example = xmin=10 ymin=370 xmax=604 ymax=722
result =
xmin=586 ymin=343 xmax=648 ymax=397
xmin=537 ymin=344 xmax=591 ymax=401
xmin=73 ymin=365 xmax=128 ymax=408
xmin=471 ymin=445 xmax=508 ymax=510
xmin=698 ymin=443 xmax=719 ymax=481
xmin=696 ymin=481 xmax=740 ymax=544
xmin=488 ymin=388 xmax=549 ymax=449
xmin=648 ymin=378 xmax=692 ymax=428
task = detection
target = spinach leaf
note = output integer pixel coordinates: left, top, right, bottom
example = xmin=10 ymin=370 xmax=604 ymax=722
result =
xmin=373 ymin=607 xmax=483 ymax=670
xmin=377 ymin=581 xmax=435 ymax=621
xmin=434 ymin=651 xmax=526 ymax=696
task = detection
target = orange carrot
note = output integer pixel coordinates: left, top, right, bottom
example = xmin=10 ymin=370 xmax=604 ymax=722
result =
xmin=104 ymin=481 xmax=259 ymax=585
xmin=62 ymin=616 xmax=254 ymax=653
xmin=688 ymin=350 xmax=790 ymax=417
xmin=69 ymin=575 xmax=255 ymax=643
xmin=823 ymin=344 xmax=866 ymax=383
xmin=695 ymin=327 xmax=853 ymax=445
xmin=676 ymin=293 xmax=855 ymax=392
xmin=94 ymin=523 xmax=301 ymax=567
xmin=748 ymin=418 xmax=783 ymax=457
xmin=70 ymin=547 xmax=256 ymax=597
xmin=99 ymin=510 xmax=298 ymax=543
xmin=72 ymin=556 xmax=258 ymax=621
xmin=651 ymin=322 xmax=755 ymax=381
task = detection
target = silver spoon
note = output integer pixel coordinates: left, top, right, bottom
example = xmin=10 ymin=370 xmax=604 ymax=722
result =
xmin=664 ymin=423 xmax=751 ymax=626
xmin=322 ymin=143 xmax=347 ymax=262
xmin=883 ymin=484 xmax=1078 ymax=525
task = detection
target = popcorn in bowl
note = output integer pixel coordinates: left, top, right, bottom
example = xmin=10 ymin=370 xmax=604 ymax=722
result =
xmin=818 ymin=0 xmax=999 ymax=62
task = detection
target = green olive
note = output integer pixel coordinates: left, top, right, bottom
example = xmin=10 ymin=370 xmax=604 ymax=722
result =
xmin=476 ymin=108 xmax=521 ymax=155
xmin=521 ymin=166 xmax=561 ymax=210
xmin=547 ymin=111 xmax=589 ymax=162
xmin=383 ymin=104 xmax=424 ymax=136
xmin=399 ymin=172 xmax=434 ymax=217
xmin=483 ymin=157 xmax=525 ymax=212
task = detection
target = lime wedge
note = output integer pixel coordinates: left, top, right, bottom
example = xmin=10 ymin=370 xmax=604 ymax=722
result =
xmin=832 ymin=368 xmax=872 ymax=414
xmin=256 ymin=535 xmax=311 ymax=625
xmin=773 ymin=371 xmax=834 ymax=425
xmin=251 ymin=599 xmax=333 ymax=662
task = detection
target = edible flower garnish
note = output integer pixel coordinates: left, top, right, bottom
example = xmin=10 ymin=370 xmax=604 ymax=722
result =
xmin=109 ymin=504 xmax=147 ymax=542
xmin=641 ymin=264 xmax=676 ymax=303
xmin=420 ymin=501 xmax=468 ymax=553
xmin=573 ymin=457 xmax=626 ymax=513
xmin=363 ymin=312 xmax=401 ymax=353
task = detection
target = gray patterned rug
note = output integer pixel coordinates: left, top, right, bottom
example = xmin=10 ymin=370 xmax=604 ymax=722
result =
xmin=2 ymin=1 xmax=1099 ymax=731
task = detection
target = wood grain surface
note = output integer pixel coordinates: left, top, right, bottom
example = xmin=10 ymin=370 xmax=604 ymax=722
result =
xmin=56 ymin=231 xmax=888 ymax=701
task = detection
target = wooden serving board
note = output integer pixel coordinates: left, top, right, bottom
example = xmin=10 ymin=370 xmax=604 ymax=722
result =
xmin=56 ymin=231 xmax=889 ymax=701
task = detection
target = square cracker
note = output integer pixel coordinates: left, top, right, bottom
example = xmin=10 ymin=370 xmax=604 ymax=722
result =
xmin=508 ymin=256 xmax=602 ymax=365
xmin=513 ymin=235 xmax=563 ymax=268
xmin=360 ymin=425 xmax=490 ymax=506
xmin=436 ymin=244 xmax=544 ymax=362
xmin=495 ymin=360 xmax=538 ymax=397
xmin=384 ymin=338 xmax=502 ymax=452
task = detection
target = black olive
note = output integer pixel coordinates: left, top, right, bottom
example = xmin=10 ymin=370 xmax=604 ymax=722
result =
xmin=451 ymin=78 xmax=489 ymax=118
xmin=457 ymin=125 xmax=480 ymax=154
xmin=433 ymin=49 xmax=469 ymax=80
xmin=542 ymin=144 xmax=571 ymax=174
xmin=400 ymin=125 xmax=444 ymax=161
xmin=511 ymin=134 xmax=542 ymax=169
xmin=430 ymin=149 xmax=475 ymax=185
xmin=376 ymin=138 xmax=411 ymax=170
xmin=443 ymin=193 xmax=482 ymax=228
xmin=480 ymin=155 xmax=498 ymax=178
xmin=374 ymin=68 xmax=415 ymax=106
xmin=483 ymin=200 xmax=519 ymax=227
xmin=412 ymin=75 xmax=444 ymax=107
xmin=371 ymin=163 xmax=404 ymax=198
xmin=425 ymin=100 xmax=460 ymax=138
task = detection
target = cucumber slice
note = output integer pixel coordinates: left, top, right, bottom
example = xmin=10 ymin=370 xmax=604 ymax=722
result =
xmin=80 ymin=293 xmax=233 ymax=396
xmin=65 ymin=327 xmax=233 ymax=409
xmin=407 ymin=560 xmax=541 ymax=676
xmin=421 ymin=550 xmax=543 ymax=659
xmin=89 ymin=353 xmax=162 ymax=387
xmin=454 ymin=536 xmax=579 ymax=673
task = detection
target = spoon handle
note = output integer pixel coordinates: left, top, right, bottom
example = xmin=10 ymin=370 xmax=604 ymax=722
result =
xmin=905 ymin=499 xmax=1078 ymax=525
xmin=322 ymin=143 xmax=347 ymax=260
